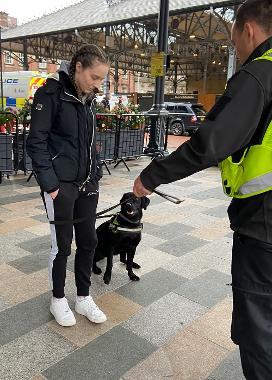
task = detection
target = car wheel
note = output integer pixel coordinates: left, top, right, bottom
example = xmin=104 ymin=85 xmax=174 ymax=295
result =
xmin=171 ymin=122 xmax=184 ymax=136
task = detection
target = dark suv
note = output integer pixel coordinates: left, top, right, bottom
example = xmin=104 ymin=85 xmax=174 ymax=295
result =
xmin=165 ymin=102 xmax=200 ymax=136
xmin=190 ymin=103 xmax=207 ymax=123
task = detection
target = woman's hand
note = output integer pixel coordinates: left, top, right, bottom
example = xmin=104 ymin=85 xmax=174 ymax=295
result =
xmin=49 ymin=189 xmax=59 ymax=200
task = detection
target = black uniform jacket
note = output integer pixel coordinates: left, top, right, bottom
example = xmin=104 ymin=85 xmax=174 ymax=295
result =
xmin=27 ymin=62 xmax=102 ymax=193
xmin=140 ymin=37 xmax=272 ymax=243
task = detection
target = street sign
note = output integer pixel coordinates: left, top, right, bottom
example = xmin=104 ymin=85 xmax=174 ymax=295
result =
xmin=151 ymin=52 xmax=165 ymax=77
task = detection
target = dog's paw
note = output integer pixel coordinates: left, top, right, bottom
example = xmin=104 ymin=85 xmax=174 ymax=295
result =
xmin=103 ymin=273 xmax=111 ymax=285
xmin=129 ymin=273 xmax=140 ymax=281
xmin=93 ymin=266 xmax=102 ymax=275
xmin=132 ymin=262 xmax=141 ymax=269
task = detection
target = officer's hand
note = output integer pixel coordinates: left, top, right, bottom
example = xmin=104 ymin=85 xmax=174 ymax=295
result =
xmin=49 ymin=189 xmax=59 ymax=200
xmin=133 ymin=176 xmax=152 ymax=197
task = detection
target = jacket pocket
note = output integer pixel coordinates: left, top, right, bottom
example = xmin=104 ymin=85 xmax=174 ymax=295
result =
xmin=53 ymin=156 xmax=78 ymax=181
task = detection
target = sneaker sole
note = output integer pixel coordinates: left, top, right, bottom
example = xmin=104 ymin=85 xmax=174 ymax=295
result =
xmin=75 ymin=307 xmax=107 ymax=324
xmin=50 ymin=306 xmax=76 ymax=327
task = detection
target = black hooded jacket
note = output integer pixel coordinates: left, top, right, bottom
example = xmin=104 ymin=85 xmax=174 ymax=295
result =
xmin=140 ymin=37 xmax=272 ymax=243
xmin=26 ymin=62 xmax=102 ymax=193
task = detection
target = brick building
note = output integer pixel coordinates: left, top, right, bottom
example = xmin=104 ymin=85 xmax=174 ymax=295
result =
xmin=1 ymin=11 xmax=59 ymax=73
xmin=1 ymin=11 xmax=137 ymax=93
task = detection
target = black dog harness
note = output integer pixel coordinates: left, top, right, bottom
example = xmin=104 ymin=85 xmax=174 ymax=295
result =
xmin=109 ymin=214 xmax=143 ymax=234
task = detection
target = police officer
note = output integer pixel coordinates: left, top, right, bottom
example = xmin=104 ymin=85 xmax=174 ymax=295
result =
xmin=133 ymin=1 xmax=272 ymax=378
xmin=27 ymin=45 xmax=109 ymax=327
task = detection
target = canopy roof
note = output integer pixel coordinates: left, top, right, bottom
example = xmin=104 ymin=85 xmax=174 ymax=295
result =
xmin=2 ymin=0 xmax=241 ymax=40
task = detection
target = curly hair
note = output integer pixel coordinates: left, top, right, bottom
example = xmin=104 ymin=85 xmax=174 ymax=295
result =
xmin=69 ymin=44 xmax=109 ymax=94
xmin=235 ymin=0 xmax=272 ymax=34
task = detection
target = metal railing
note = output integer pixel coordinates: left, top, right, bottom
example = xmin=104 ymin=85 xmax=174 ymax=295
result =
xmin=0 ymin=112 xmax=17 ymax=183
xmin=96 ymin=112 xmax=169 ymax=173
xmin=0 ymin=111 xmax=172 ymax=183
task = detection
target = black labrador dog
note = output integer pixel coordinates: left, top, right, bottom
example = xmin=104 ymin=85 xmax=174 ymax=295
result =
xmin=93 ymin=192 xmax=150 ymax=284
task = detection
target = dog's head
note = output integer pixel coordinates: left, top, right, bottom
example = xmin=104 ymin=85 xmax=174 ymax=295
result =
xmin=120 ymin=192 xmax=150 ymax=220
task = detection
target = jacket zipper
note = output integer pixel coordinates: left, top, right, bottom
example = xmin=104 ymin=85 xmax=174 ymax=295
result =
xmin=60 ymin=91 xmax=95 ymax=191
xmin=79 ymin=98 xmax=95 ymax=191
xmin=63 ymin=91 xmax=82 ymax=103
xmin=52 ymin=152 xmax=60 ymax=160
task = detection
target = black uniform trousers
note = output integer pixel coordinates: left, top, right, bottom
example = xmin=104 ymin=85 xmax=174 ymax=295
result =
xmin=231 ymin=232 xmax=272 ymax=380
xmin=42 ymin=182 xmax=98 ymax=298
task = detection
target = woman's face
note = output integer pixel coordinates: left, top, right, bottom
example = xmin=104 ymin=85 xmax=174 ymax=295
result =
xmin=75 ymin=59 xmax=109 ymax=94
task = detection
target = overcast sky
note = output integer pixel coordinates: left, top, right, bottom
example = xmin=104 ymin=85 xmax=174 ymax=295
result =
xmin=1 ymin=0 xmax=83 ymax=25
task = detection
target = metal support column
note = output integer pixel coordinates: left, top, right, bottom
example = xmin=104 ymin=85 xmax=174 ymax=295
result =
xmin=173 ymin=63 xmax=178 ymax=94
xmin=145 ymin=0 xmax=169 ymax=156
xmin=227 ymin=46 xmax=236 ymax=80
xmin=203 ymin=7 xmax=213 ymax=94
xmin=203 ymin=58 xmax=208 ymax=93
xmin=23 ymin=38 xmax=29 ymax=71
xmin=103 ymin=73 xmax=110 ymax=96
xmin=114 ymin=58 xmax=119 ymax=94
xmin=227 ymin=5 xmax=238 ymax=80
xmin=104 ymin=26 xmax=111 ymax=97
xmin=0 ymin=27 xmax=4 ymax=110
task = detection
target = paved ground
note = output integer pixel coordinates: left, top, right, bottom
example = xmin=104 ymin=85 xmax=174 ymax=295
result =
xmin=0 ymin=149 xmax=245 ymax=379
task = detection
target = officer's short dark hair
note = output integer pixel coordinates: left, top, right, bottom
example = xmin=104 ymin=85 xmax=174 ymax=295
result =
xmin=235 ymin=0 xmax=272 ymax=34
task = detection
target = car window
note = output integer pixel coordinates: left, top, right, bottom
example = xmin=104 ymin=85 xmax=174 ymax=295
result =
xmin=166 ymin=105 xmax=175 ymax=111
xmin=192 ymin=106 xmax=206 ymax=116
xmin=176 ymin=105 xmax=188 ymax=113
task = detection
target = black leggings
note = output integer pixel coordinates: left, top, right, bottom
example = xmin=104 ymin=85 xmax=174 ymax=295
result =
xmin=231 ymin=232 xmax=272 ymax=380
xmin=42 ymin=182 xmax=98 ymax=298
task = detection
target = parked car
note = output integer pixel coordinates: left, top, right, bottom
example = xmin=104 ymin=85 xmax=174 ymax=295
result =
xmin=190 ymin=103 xmax=207 ymax=123
xmin=165 ymin=102 xmax=200 ymax=136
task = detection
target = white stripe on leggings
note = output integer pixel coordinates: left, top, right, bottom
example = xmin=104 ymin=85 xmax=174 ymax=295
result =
xmin=43 ymin=192 xmax=58 ymax=290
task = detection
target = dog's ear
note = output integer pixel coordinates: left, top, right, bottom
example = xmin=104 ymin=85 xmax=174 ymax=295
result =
xmin=120 ymin=192 xmax=132 ymax=204
xmin=141 ymin=196 xmax=150 ymax=210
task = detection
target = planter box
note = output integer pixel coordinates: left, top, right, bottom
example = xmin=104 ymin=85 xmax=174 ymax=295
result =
xmin=96 ymin=128 xmax=145 ymax=161
xmin=0 ymin=134 xmax=13 ymax=171
xmin=96 ymin=130 xmax=117 ymax=161
xmin=13 ymin=132 xmax=32 ymax=172
xmin=118 ymin=128 xmax=145 ymax=158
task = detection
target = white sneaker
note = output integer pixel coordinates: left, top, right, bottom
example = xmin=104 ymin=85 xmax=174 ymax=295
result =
xmin=75 ymin=295 xmax=107 ymax=323
xmin=50 ymin=297 xmax=76 ymax=327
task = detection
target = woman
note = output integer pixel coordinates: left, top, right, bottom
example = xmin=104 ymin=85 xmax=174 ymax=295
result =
xmin=27 ymin=45 xmax=109 ymax=327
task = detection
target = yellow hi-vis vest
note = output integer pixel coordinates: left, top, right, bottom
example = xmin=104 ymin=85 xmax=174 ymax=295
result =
xmin=219 ymin=48 xmax=272 ymax=199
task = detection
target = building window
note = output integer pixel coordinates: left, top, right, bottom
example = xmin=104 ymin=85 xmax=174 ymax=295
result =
xmin=4 ymin=51 xmax=13 ymax=65
xmin=39 ymin=60 xmax=47 ymax=69
xmin=18 ymin=53 xmax=24 ymax=66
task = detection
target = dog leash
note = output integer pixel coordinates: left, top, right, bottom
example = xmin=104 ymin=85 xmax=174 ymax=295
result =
xmin=49 ymin=190 xmax=183 ymax=225
xmin=96 ymin=190 xmax=183 ymax=219
xmin=153 ymin=190 xmax=183 ymax=204
xmin=50 ymin=198 xmax=130 ymax=225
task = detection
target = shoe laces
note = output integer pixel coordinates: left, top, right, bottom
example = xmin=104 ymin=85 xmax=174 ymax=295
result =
xmin=54 ymin=297 xmax=70 ymax=313
xmin=86 ymin=296 xmax=101 ymax=314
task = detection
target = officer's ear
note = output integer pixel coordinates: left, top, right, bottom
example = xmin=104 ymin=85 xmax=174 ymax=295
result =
xmin=141 ymin=196 xmax=150 ymax=210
